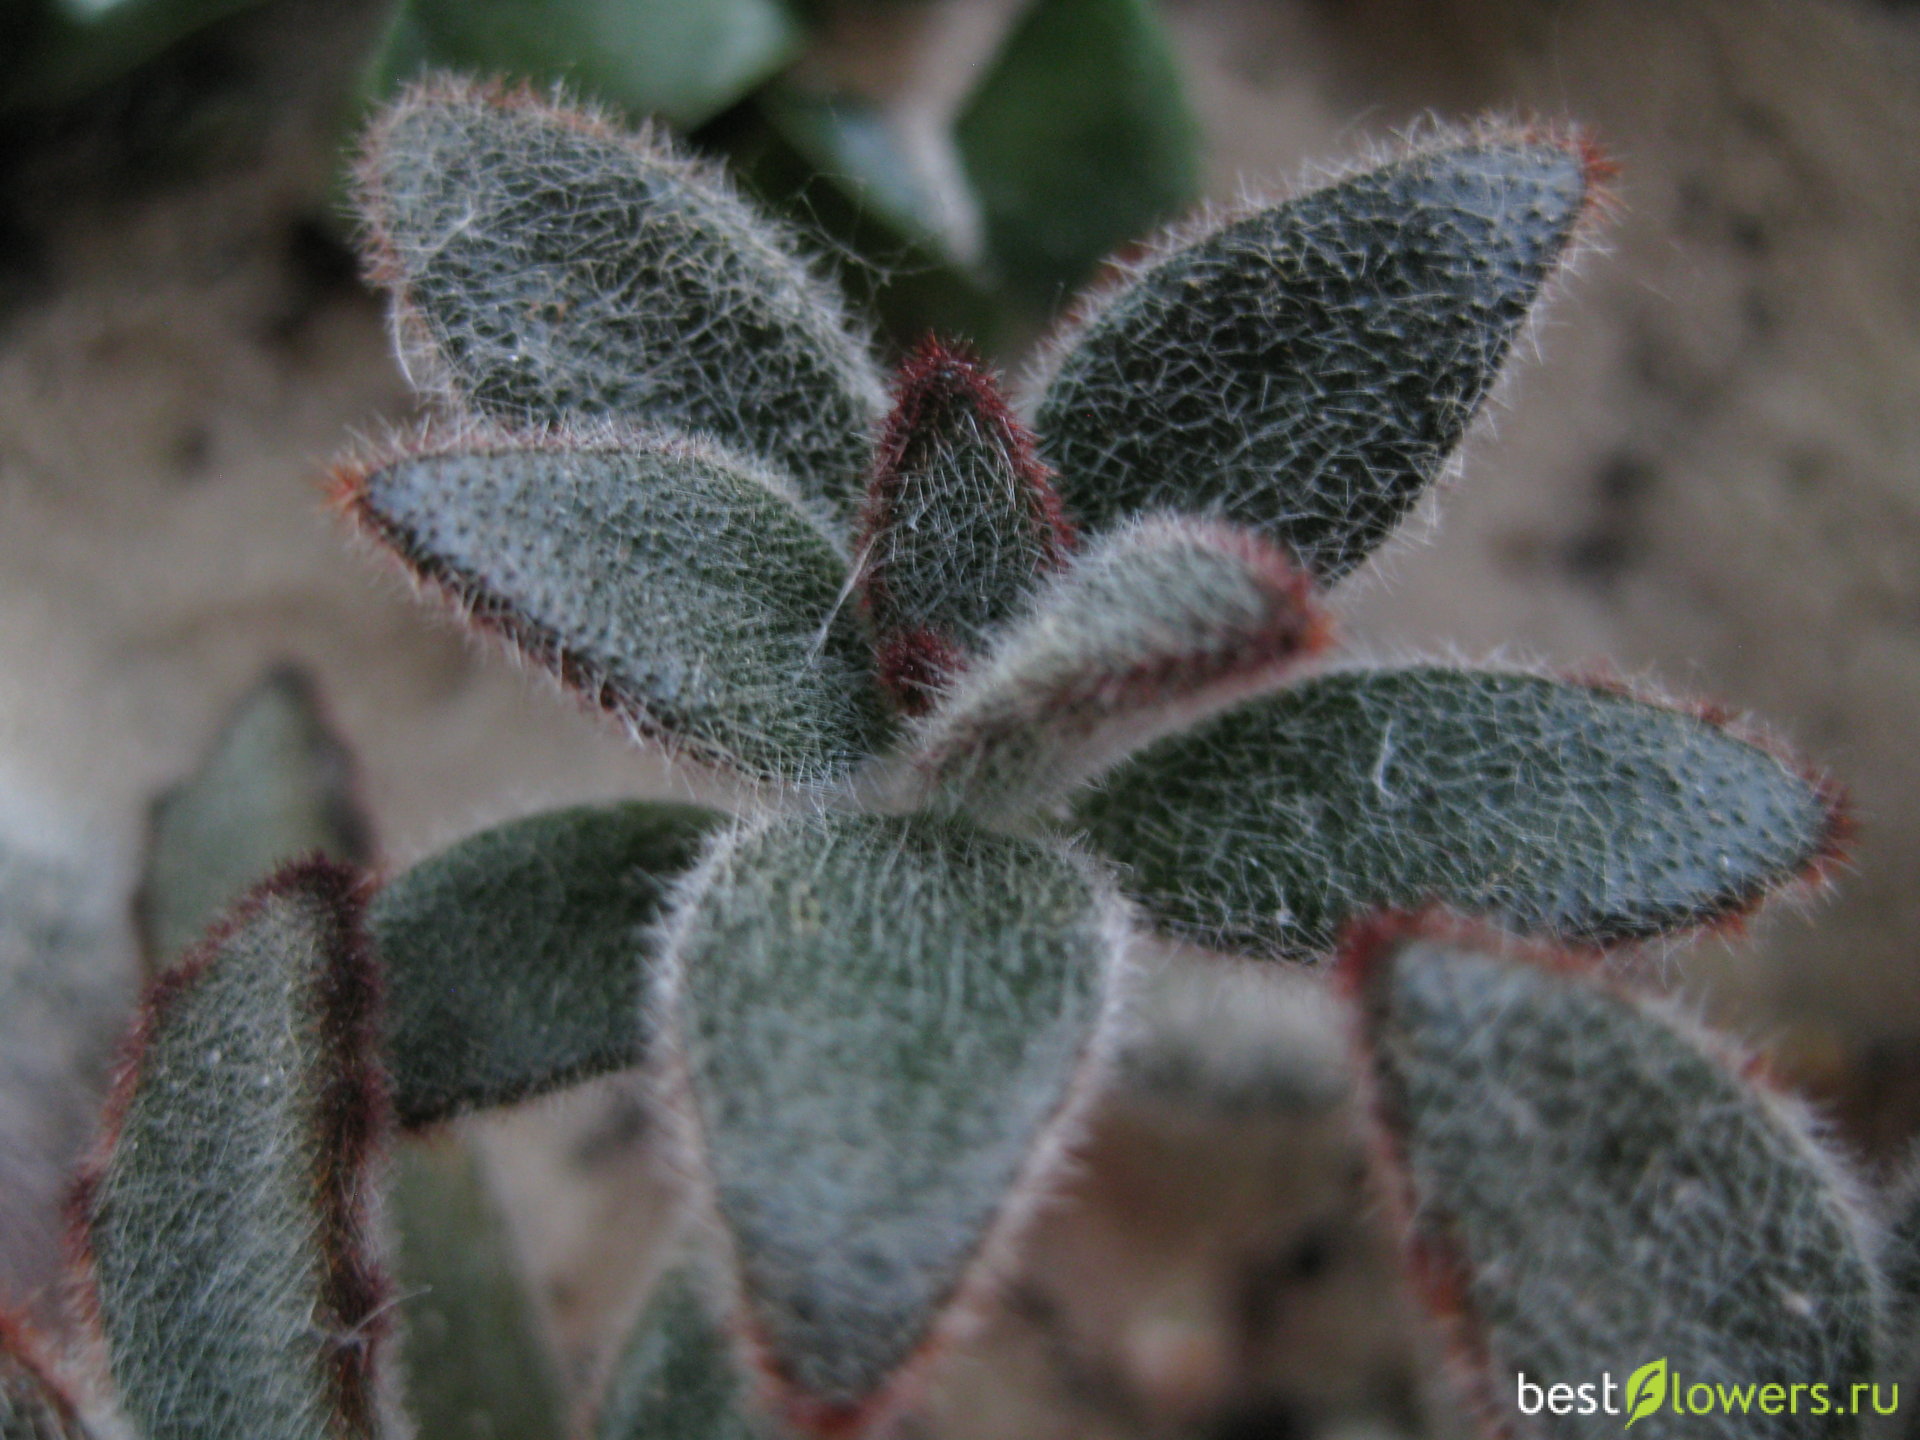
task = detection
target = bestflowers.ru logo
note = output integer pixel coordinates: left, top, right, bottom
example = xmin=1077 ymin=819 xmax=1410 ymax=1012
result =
xmin=1516 ymin=1360 xmax=1899 ymax=1426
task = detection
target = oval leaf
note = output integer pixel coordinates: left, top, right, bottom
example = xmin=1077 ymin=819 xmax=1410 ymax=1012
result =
xmin=369 ymin=801 xmax=722 ymax=1128
xmin=72 ymin=862 xmax=390 ymax=1440
xmin=1074 ymin=667 xmax=1843 ymax=959
xmin=1029 ymin=136 xmax=1593 ymax=582
xmin=1347 ymin=921 xmax=1877 ymax=1439
xmin=354 ymin=78 xmax=886 ymax=523
xmin=659 ymin=812 xmax=1126 ymax=1435
xmin=337 ymin=432 xmax=893 ymax=789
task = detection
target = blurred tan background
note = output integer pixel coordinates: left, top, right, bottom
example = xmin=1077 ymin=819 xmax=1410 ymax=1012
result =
xmin=3 ymin=1 xmax=1919 ymax=1434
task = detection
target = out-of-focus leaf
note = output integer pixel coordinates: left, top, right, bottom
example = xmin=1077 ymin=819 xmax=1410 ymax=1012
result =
xmin=956 ymin=0 xmax=1200 ymax=305
xmin=592 ymin=1266 xmax=762 ymax=1440
xmin=373 ymin=0 xmax=801 ymax=132
xmin=391 ymin=1134 xmax=565 ymax=1440
xmin=138 ymin=666 xmax=368 ymax=969
xmin=760 ymin=84 xmax=978 ymax=269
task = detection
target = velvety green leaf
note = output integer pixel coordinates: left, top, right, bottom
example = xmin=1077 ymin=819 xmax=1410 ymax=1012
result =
xmin=1074 ymin=667 xmax=1843 ymax=959
xmin=895 ymin=517 xmax=1325 ymax=818
xmin=369 ymin=801 xmax=721 ymax=1128
xmin=1 ymin=1309 xmax=92 ymax=1439
xmin=338 ymin=433 xmax=893 ymax=788
xmin=956 ymin=0 xmax=1199 ymax=303
xmin=355 ymin=78 xmax=886 ymax=522
xmin=378 ymin=0 xmax=799 ymax=131
xmin=593 ymin=1266 xmax=763 ymax=1440
xmin=390 ymin=1134 xmax=564 ymax=1440
xmin=857 ymin=336 xmax=1074 ymax=715
xmin=661 ymin=812 xmax=1125 ymax=1433
xmin=73 ymin=862 xmax=389 ymax=1440
xmin=1349 ymin=922 xmax=1877 ymax=1439
xmin=1030 ymin=137 xmax=1592 ymax=582
xmin=138 ymin=666 xmax=369 ymax=968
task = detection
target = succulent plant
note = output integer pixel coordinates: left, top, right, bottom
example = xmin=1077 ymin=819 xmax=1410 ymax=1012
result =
xmin=10 ymin=73 xmax=1912 ymax=1440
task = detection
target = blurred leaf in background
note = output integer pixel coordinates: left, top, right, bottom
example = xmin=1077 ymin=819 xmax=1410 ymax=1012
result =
xmin=0 ymin=0 xmax=263 ymax=109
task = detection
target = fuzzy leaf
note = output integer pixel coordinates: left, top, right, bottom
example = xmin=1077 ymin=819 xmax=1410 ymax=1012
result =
xmin=382 ymin=0 xmax=799 ymax=131
xmin=1074 ymin=667 xmax=1842 ymax=959
xmin=338 ymin=433 xmax=893 ymax=788
xmin=661 ymin=812 xmax=1124 ymax=1434
xmin=1349 ymin=922 xmax=1877 ymax=1438
xmin=356 ymin=78 xmax=886 ymax=522
xmin=73 ymin=862 xmax=389 ymax=1440
xmin=138 ymin=666 xmax=369 ymax=967
xmin=593 ymin=1267 xmax=762 ymax=1440
xmin=1 ymin=1309 xmax=91 ymax=1439
xmin=956 ymin=0 xmax=1200 ymax=303
xmin=1030 ymin=138 xmax=1592 ymax=582
xmin=896 ymin=517 xmax=1325 ymax=818
xmin=369 ymin=801 xmax=721 ymax=1129
xmin=390 ymin=1134 xmax=564 ymax=1440
xmin=856 ymin=337 xmax=1074 ymax=714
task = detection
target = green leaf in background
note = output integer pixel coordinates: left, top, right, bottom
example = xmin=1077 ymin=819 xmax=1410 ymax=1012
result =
xmin=137 ymin=666 xmax=369 ymax=969
xmin=73 ymin=862 xmax=389 ymax=1440
xmin=372 ymin=0 xmax=801 ymax=131
xmin=759 ymin=83 xmax=978 ymax=270
xmin=956 ymin=0 xmax=1200 ymax=307
xmin=370 ymin=801 xmax=722 ymax=1128
xmin=390 ymin=1135 xmax=565 ymax=1440
xmin=662 ymin=811 xmax=1125 ymax=1432
xmin=592 ymin=1266 xmax=762 ymax=1440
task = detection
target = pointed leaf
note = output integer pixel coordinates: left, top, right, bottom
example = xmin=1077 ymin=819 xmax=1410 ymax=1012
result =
xmin=337 ymin=433 xmax=893 ymax=788
xmin=894 ymin=517 xmax=1326 ymax=818
xmin=956 ymin=0 xmax=1200 ymax=303
xmin=1 ymin=1309 xmax=91 ymax=1439
xmin=72 ymin=861 xmax=390 ymax=1440
xmin=1346 ymin=920 xmax=1877 ymax=1438
xmin=383 ymin=0 xmax=800 ymax=131
xmin=1030 ymin=136 xmax=1596 ymax=582
xmin=856 ymin=337 xmax=1075 ymax=714
xmin=660 ymin=812 xmax=1126 ymax=1434
xmin=369 ymin=801 xmax=721 ymax=1128
xmin=390 ymin=1133 xmax=564 ymax=1440
xmin=593 ymin=1266 xmax=763 ymax=1440
xmin=1075 ymin=667 xmax=1844 ymax=959
xmin=355 ymin=79 xmax=887 ymax=522
xmin=138 ymin=666 xmax=370 ymax=968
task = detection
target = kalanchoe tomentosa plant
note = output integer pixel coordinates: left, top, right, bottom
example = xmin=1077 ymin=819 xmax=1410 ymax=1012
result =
xmin=15 ymin=72 xmax=1913 ymax=1440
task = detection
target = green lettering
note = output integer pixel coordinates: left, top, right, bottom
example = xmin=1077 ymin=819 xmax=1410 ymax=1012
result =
xmin=1760 ymin=1384 xmax=1785 ymax=1415
xmin=1715 ymin=1384 xmax=1757 ymax=1412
